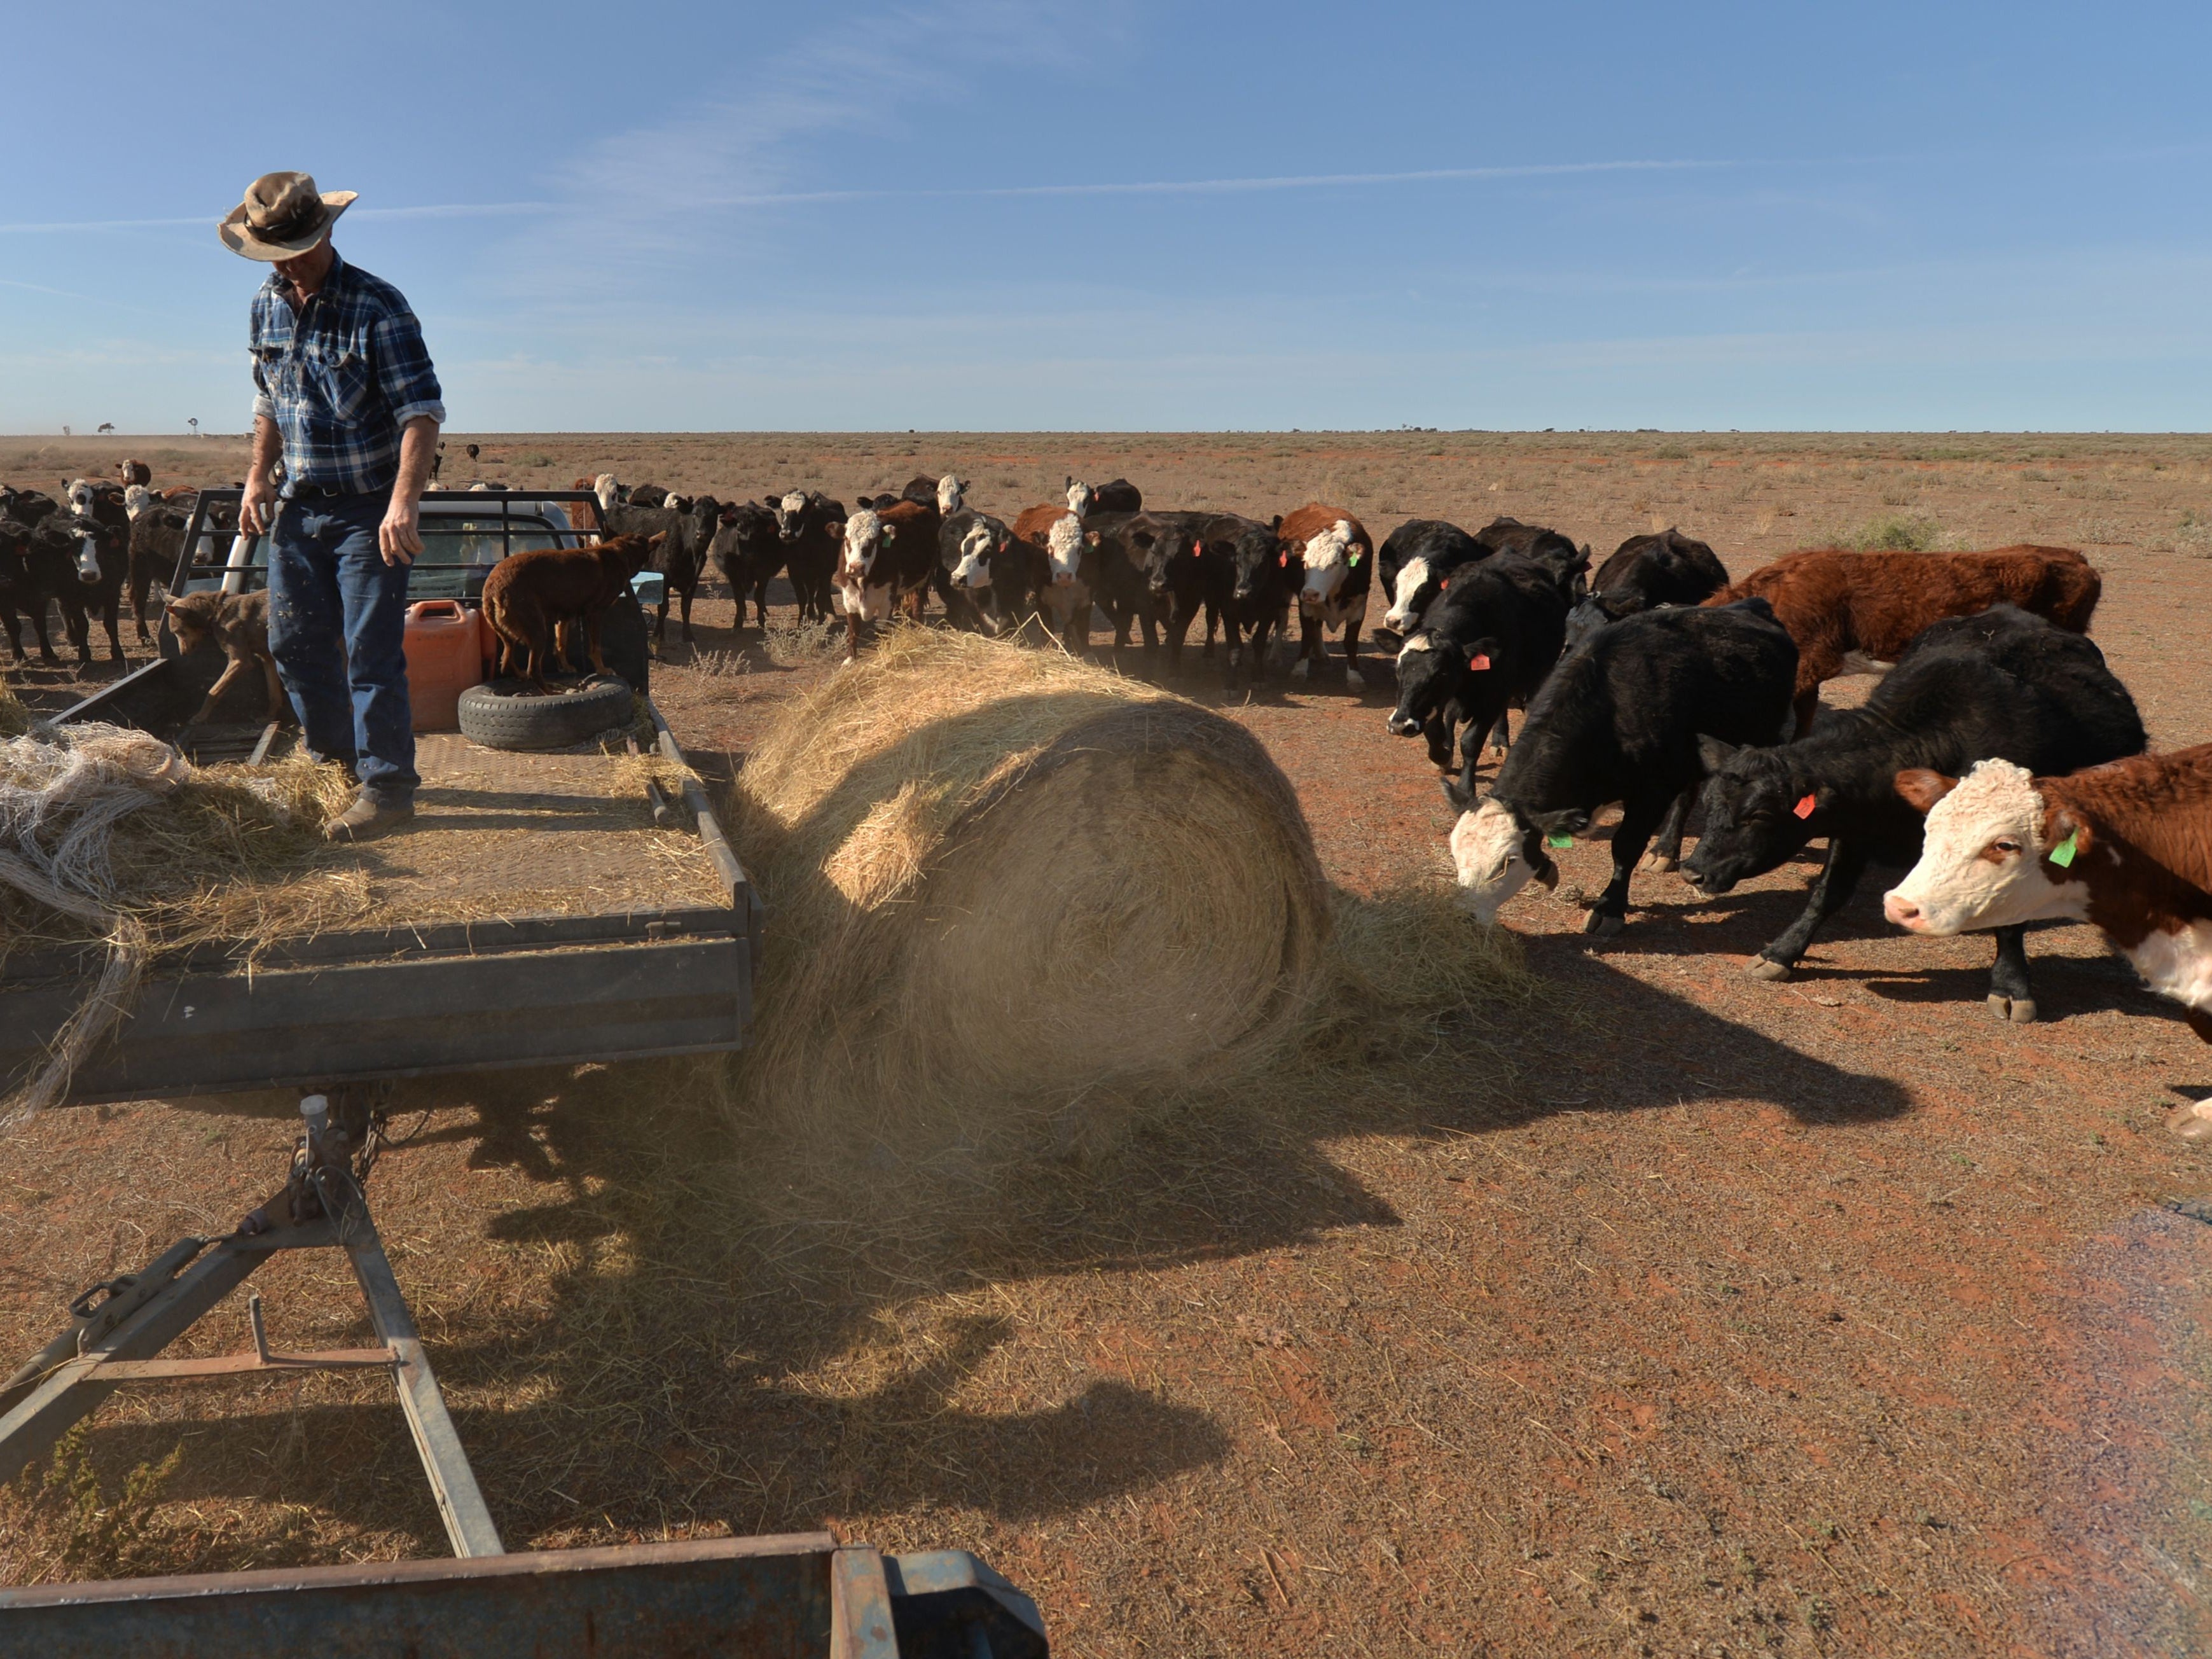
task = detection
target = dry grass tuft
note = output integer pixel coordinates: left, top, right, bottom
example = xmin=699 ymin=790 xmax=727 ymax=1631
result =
xmin=0 ymin=682 xmax=28 ymax=740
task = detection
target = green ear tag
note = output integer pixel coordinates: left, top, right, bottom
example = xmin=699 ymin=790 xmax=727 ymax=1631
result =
xmin=2048 ymin=830 xmax=2079 ymax=868
xmin=1546 ymin=833 xmax=1573 ymax=850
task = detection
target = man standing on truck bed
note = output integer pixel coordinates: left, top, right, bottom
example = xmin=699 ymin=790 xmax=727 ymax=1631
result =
xmin=223 ymin=170 xmax=445 ymax=842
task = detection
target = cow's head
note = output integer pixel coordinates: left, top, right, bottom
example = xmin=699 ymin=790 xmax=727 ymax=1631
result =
xmin=1881 ymin=759 xmax=2091 ymax=936
xmin=1296 ymin=520 xmax=1357 ymax=609
xmin=593 ymin=473 xmax=619 ymax=514
xmin=64 ymin=478 xmax=99 ymax=520
xmin=1064 ymin=477 xmax=1093 ymax=518
xmin=949 ymin=520 xmax=997 ymax=590
xmin=937 ymin=474 xmax=966 ymax=515
xmin=66 ymin=516 xmax=104 ymax=583
xmin=841 ymin=508 xmax=888 ymax=581
xmin=1561 ymin=592 xmax=1642 ymax=656
xmin=770 ymin=490 xmax=811 ymax=541
xmin=1447 ymin=795 xmax=1565 ymax=924
xmin=1680 ymin=736 xmax=1817 ymax=896
xmin=1223 ymin=520 xmax=1280 ymax=604
xmin=1383 ymin=553 xmax=1436 ymax=634
xmin=163 ymin=590 xmax=221 ymax=653
xmin=1388 ymin=630 xmax=1491 ymax=737
xmin=122 ymin=484 xmax=154 ymax=520
xmin=1045 ymin=514 xmax=1083 ymax=586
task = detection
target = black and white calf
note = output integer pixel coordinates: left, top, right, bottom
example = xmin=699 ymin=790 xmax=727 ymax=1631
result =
xmin=937 ymin=507 xmax=1025 ymax=635
xmin=1449 ymin=599 xmax=1799 ymax=935
xmin=1388 ymin=552 xmax=1571 ymax=789
xmin=768 ymin=490 xmax=844 ymax=625
xmin=1378 ymin=518 xmax=1486 ymax=635
xmin=1681 ymin=603 xmax=2146 ymax=1018
xmin=1562 ymin=527 xmax=1730 ymax=655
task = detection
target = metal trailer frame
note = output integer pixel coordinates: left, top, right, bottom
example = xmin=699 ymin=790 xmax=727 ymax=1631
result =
xmin=0 ymin=496 xmax=1049 ymax=1651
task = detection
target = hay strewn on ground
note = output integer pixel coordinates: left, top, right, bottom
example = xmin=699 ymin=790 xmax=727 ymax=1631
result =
xmin=726 ymin=628 xmax=1533 ymax=1193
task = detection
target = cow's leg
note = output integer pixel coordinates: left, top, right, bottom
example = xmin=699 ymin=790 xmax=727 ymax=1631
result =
xmin=843 ymin=607 xmax=861 ymax=663
xmin=1488 ymin=708 xmax=1511 ymax=756
xmin=0 ymin=600 xmax=22 ymax=663
xmin=654 ymin=594 xmax=670 ymax=644
xmin=130 ymin=559 xmax=156 ymax=644
xmin=1748 ymin=836 xmax=1870 ymax=980
xmin=32 ymin=598 xmax=61 ymax=665
xmin=1424 ymin=715 xmax=1455 ymax=774
xmin=1290 ymin=611 xmax=1320 ymax=682
xmin=100 ymin=595 xmax=126 ymax=665
xmin=1164 ymin=596 xmax=1196 ymax=677
xmin=1202 ymin=593 xmax=1220 ymax=660
xmin=1986 ymin=925 xmax=2038 ymax=1024
xmin=62 ymin=599 xmax=93 ymax=669
xmin=1342 ymin=618 xmax=1364 ymax=690
xmin=681 ymin=579 xmax=696 ymax=643
xmin=1586 ymin=791 xmax=1673 ymax=936
xmin=1642 ymin=789 xmax=1694 ymax=873
xmin=184 ymin=653 xmax=254 ymax=728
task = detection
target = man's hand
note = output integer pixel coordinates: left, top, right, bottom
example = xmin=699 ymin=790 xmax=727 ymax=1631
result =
xmin=239 ymin=474 xmax=278 ymax=536
xmin=380 ymin=496 xmax=422 ymax=567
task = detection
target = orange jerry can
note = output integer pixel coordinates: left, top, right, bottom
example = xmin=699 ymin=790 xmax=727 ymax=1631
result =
xmin=402 ymin=600 xmax=485 ymax=732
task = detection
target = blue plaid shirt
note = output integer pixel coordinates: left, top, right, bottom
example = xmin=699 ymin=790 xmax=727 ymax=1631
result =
xmin=250 ymin=252 xmax=445 ymax=497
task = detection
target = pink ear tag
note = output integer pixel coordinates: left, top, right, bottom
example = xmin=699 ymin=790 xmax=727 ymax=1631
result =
xmin=1469 ymin=653 xmax=1491 ymax=671
xmin=1793 ymin=794 xmax=1816 ymax=819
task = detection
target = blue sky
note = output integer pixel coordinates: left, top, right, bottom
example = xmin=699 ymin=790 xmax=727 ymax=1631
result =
xmin=4 ymin=1 xmax=2208 ymax=433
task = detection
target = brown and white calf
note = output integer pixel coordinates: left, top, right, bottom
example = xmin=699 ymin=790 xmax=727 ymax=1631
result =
xmin=832 ymin=499 xmax=940 ymax=659
xmin=1278 ymin=503 xmax=1373 ymax=687
xmin=1884 ymin=748 xmax=2212 ymax=1134
xmin=1707 ymin=545 xmax=2100 ymax=733
xmin=1011 ymin=504 xmax=1091 ymax=653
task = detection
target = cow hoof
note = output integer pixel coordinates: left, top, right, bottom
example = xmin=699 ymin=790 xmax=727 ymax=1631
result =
xmin=1344 ymin=666 xmax=1362 ymax=689
xmin=2170 ymin=1100 xmax=2212 ymax=1141
xmin=1290 ymin=660 xmax=1311 ymax=682
xmin=1746 ymin=957 xmax=1793 ymax=982
xmin=1642 ymin=852 xmax=1678 ymax=873
xmin=1582 ymin=911 xmax=1624 ymax=937
xmin=1987 ymin=994 xmax=2038 ymax=1025
xmin=1490 ymin=742 xmax=1509 ymax=758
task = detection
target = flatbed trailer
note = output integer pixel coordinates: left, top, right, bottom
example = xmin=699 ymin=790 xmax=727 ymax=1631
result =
xmin=0 ymin=492 xmax=1047 ymax=1656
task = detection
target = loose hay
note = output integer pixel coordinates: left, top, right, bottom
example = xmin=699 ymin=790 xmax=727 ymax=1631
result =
xmin=1 ymin=725 xmax=357 ymax=1123
xmin=728 ymin=628 xmax=1534 ymax=1191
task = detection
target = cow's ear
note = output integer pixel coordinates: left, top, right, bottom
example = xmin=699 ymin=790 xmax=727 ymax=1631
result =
xmin=1695 ymin=734 xmax=1738 ymax=774
xmin=1893 ymin=769 xmax=1958 ymax=814
xmin=647 ymin=531 xmax=669 ymax=548
xmin=2045 ymin=808 xmax=2091 ymax=864
xmin=1085 ymin=529 xmax=1101 ymax=546
xmin=1270 ymin=515 xmax=1282 ymax=532
xmin=824 ymin=520 xmax=845 ymax=541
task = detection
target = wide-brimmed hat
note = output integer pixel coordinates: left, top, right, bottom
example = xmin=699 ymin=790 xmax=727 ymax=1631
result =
xmin=219 ymin=171 xmax=356 ymax=260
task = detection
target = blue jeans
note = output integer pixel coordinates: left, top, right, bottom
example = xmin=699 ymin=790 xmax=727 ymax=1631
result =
xmin=266 ymin=489 xmax=417 ymax=805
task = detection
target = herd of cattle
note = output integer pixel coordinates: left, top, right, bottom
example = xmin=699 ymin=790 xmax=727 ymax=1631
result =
xmin=4 ymin=460 xmax=2207 ymax=1130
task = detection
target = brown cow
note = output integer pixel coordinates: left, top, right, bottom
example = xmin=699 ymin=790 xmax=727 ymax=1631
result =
xmin=1277 ymin=502 xmax=1374 ymax=687
xmin=565 ymin=476 xmax=603 ymax=533
xmin=1707 ymin=545 xmax=2099 ymax=732
xmin=165 ymin=589 xmax=286 ymax=728
xmin=116 ymin=458 xmax=152 ymax=488
xmin=1885 ymin=747 xmax=2212 ymax=1135
xmin=482 ymin=531 xmax=660 ymax=691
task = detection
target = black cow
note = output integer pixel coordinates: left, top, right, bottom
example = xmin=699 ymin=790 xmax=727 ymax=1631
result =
xmin=1563 ymin=528 xmax=1730 ymax=655
xmin=1474 ymin=516 xmax=1590 ymax=595
xmin=712 ymin=501 xmax=784 ymax=630
xmin=1388 ymin=553 xmax=1572 ymax=788
xmin=1448 ymin=599 xmax=1798 ymax=935
xmin=604 ymin=498 xmax=702 ymax=644
xmin=1111 ymin=510 xmax=1217 ymax=677
xmin=0 ymin=517 xmax=64 ymax=664
xmin=1681 ymin=603 xmax=2146 ymax=1019
xmin=1 ymin=486 xmax=59 ymax=527
xmin=1200 ymin=513 xmax=1290 ymax=689
xmin=768 ymin=490 xmax=843 ymax=625
xmin=1378 ymin=518 xmax=1486 ymax=636
xmin=1072 ymin=510 xmax=1162 ymax=667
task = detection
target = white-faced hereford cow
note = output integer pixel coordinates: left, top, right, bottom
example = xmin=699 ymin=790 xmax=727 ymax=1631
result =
xmin=1278 ymin=503 xmax=1374 ymax=687
xmin=768 ymin=490 xmax=843 ymax=625
xmin=1884 ymin=746 xmax=2212 ymax=1134
xmin=832 ymin=498 xmax=941 ymax=659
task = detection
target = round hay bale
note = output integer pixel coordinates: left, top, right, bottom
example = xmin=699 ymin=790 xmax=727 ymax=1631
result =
xmin=731 ymin=628 xmax=1329 ymax=1165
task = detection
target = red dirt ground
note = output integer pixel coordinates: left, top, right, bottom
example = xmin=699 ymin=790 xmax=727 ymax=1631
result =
xmin=4 ymin=431 xmax=2211 ymax=1656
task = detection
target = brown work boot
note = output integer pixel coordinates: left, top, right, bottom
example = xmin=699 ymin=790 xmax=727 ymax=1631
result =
xmin=324 ymin=793 xmax=415 ymax=842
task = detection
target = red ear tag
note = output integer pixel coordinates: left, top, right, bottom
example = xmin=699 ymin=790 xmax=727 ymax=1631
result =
xmin=1279 ymin=552 xmax=1289 ymax=567
xmin=1793 ymin=794 xmax=1816 ymax=819
xmin=1469 ymin=653 xmax=1491 ymax=670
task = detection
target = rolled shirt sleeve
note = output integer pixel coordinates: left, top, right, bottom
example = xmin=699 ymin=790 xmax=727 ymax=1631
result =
xmin=373 ymin=309 xmax=446 ymax=429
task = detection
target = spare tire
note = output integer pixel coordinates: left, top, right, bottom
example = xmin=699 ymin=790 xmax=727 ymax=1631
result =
xmin=457 ymin=675 xmax=635 ymax=752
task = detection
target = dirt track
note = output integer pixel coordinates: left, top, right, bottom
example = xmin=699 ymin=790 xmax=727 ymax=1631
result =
xmin=4 ymin=431 xmax=2211 ymax=1656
